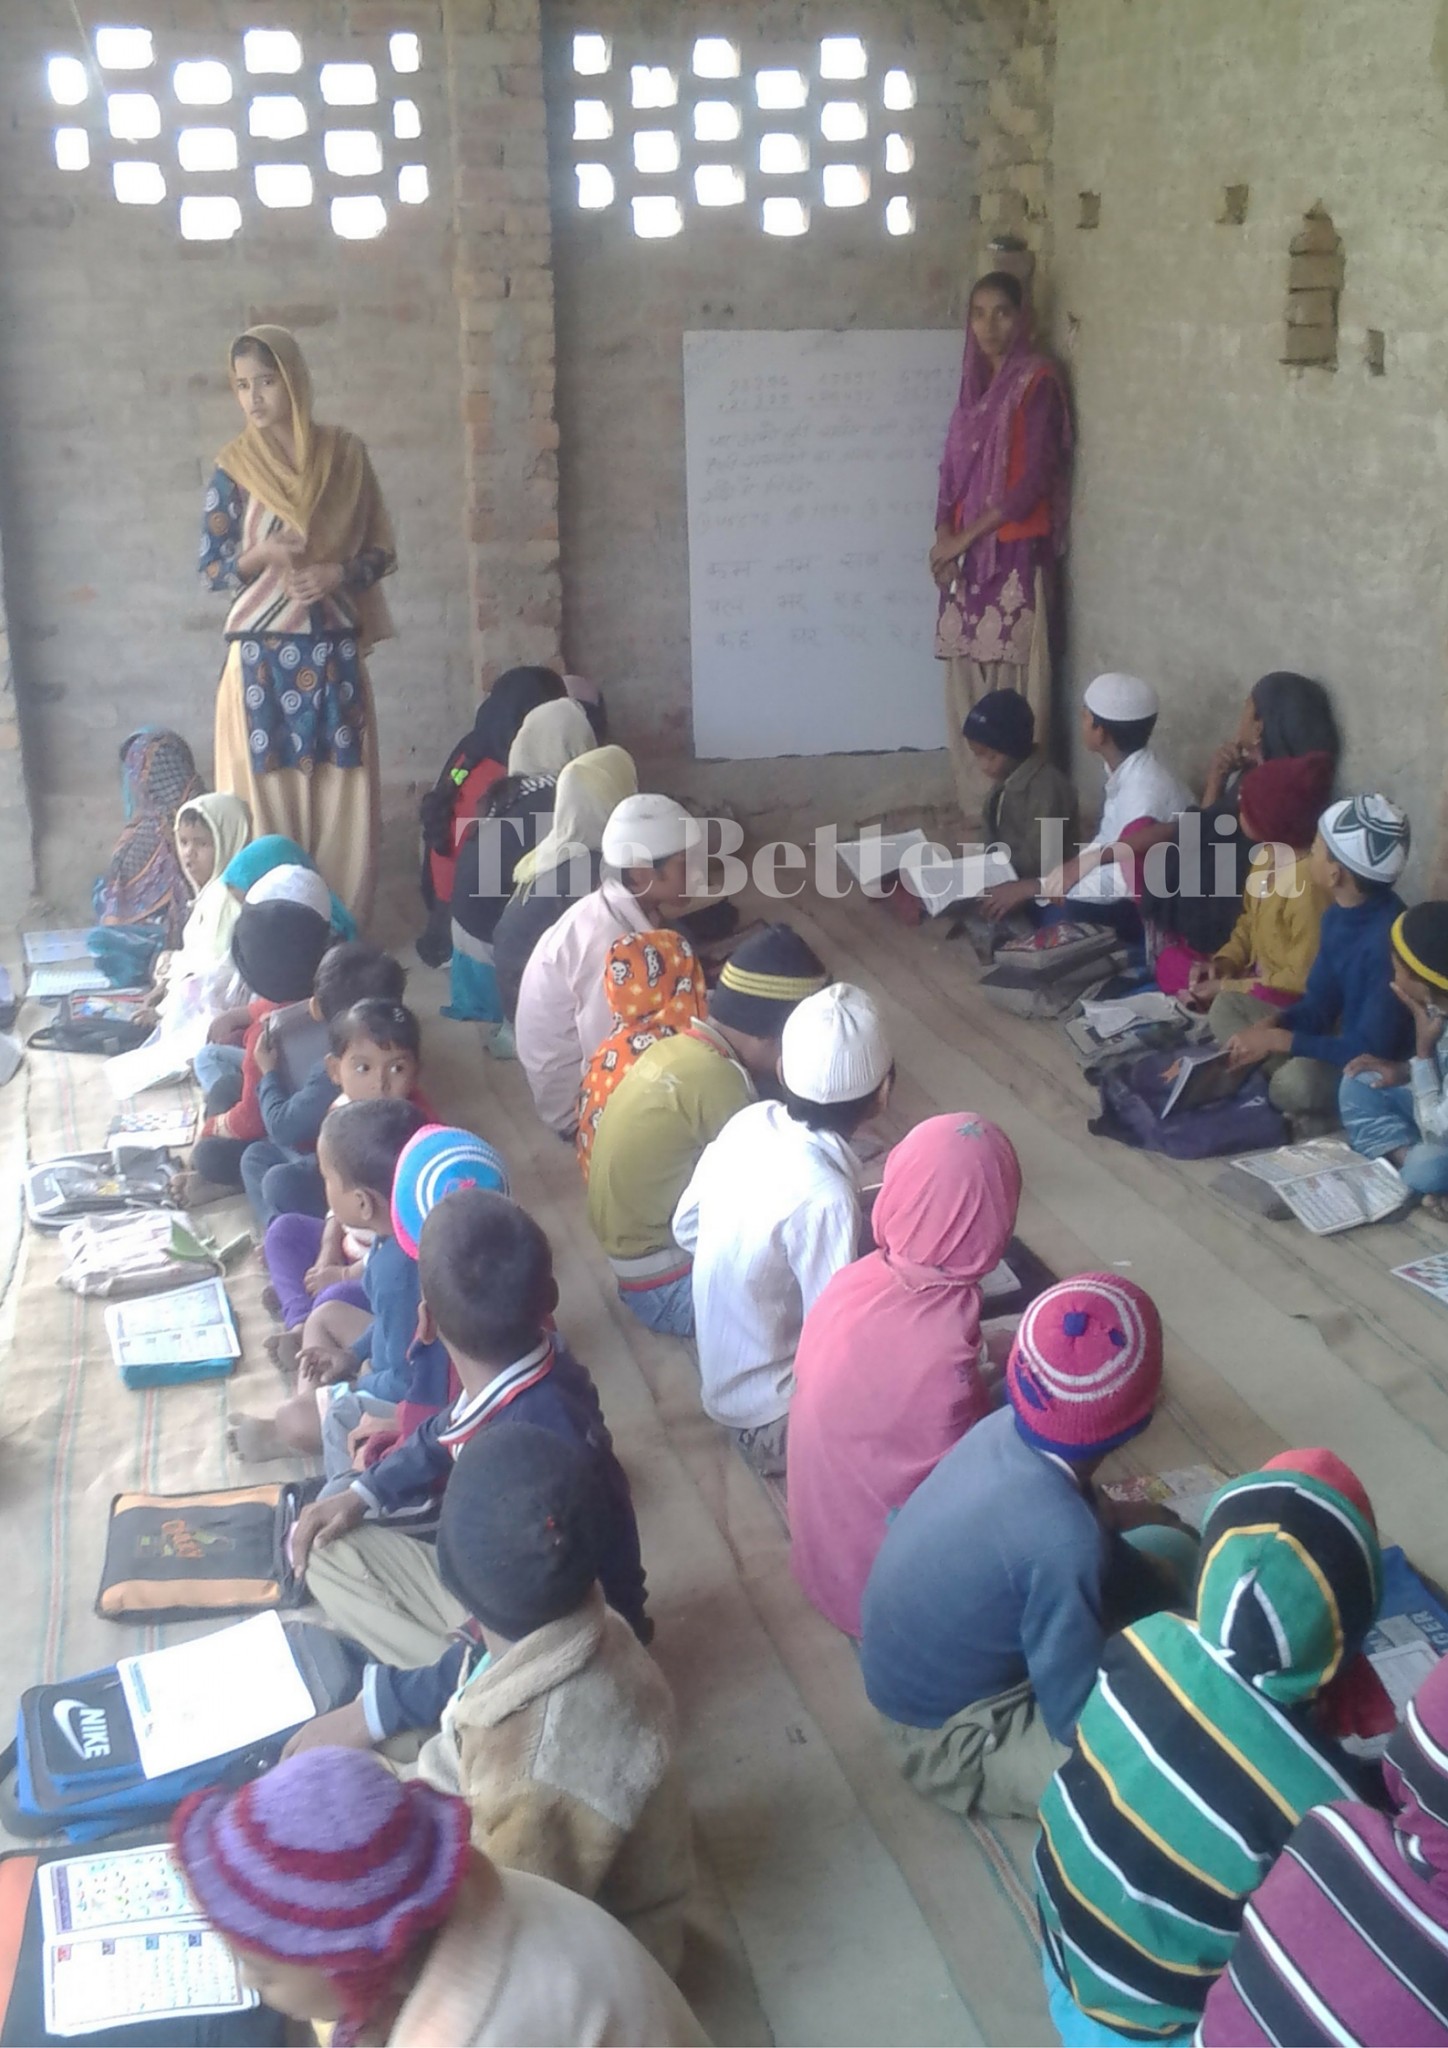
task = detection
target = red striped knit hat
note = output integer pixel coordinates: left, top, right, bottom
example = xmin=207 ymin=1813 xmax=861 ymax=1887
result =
xmin=173 ymin=1750 xmax=470 ymax=2028
xmin=1006 ymin=1274 xmax=1163 ymax=1458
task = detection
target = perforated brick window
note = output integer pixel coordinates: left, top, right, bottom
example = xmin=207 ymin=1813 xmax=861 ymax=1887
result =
xmin=568 ymin=30 xmax=915 ymax=238
xmin=44 ymin=20 xmax=431 ymax=243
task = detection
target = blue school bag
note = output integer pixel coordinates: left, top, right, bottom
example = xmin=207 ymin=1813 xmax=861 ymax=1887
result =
xmin=0 ymin=1622 xmax=364 ymax=1843
xmin=1090 ymin=1046 xmax=1288 ymax=1159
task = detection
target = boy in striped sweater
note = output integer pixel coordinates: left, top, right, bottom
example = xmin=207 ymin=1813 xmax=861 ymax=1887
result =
xmin=1199 ymin=1647 xmax=1448 ymax=2046
xmin=1035 ymin=1451 xmax=1383 ymax=2042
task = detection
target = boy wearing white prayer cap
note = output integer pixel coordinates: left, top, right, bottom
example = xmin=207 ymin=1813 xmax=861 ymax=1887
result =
xmin=671 ymin=983 xmax=894 ymax=1478
xmin=1032 ymin=673 xmax=1191 ymax=921
xmin=516 ymin=795 xmax=701 ymax=1136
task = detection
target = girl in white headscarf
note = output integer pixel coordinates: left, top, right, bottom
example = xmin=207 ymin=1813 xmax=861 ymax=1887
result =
xmin=446 ymin=702 xmax=598 ymax=1022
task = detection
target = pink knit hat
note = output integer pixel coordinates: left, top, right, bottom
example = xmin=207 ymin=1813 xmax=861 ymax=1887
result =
xmin=1006 ymin=1274 xmax=1163 ymax=1458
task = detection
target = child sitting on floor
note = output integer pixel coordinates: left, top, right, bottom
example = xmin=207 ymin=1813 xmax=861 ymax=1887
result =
xmin=179 ymin=898 xmax=333 ymax=1204
xmin=332 ymin=1123 xmax=515 ymax=1484
xmin=1199 ymin=1648 xmax=1448 ymax=2048
xmin=137 ymin=791 xmax=252 ymax=1034
xmin=170 ymin=1750 xmax=707 ymax=2048
xmin=293 ymin=1188 xmax=650 ymax=1667
xmin=1036 ymin=1451 xmax=1382 ymax=2043
xmin=516 ymin=793 xmax=701 ymax=1137
xmin=787 ymin=1112 xmax=1022 ymax=1640
xmin=1339 ymin=899 xmax=1448 ymax=1217
xmin=859 ymin=1276 xmax=1188 ymax=1822
xmin=960 ymin=690 xmax=1078 ymax=923
xmin=230 ymin=1097 xmax=427 ymax=1463
xmin=1218 ymin=793 xmax=1412 ymax=1129
xmin=671 ymin=982 xmax=894 ymax=1479
xmin=285 ymin=1421 xmax=693 ymax=1975
xmin=1031 ymin=673 xmax=1191 ymax=939
xmin=243 ymin=949 xmax=410 ymax=1229
xmin=584 ymin=921 xmax=829 ymax=1339
xmin=1170 ymin=751 xmax=1333 ymax=1010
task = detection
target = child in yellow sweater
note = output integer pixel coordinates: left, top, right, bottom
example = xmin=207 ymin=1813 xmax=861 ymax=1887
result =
xmin=1186 ymin=754 xmax=1332 ymax=1016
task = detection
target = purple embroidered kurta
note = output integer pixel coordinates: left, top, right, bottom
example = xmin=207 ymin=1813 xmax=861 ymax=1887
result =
xmin=935 ymin=372 xmax=1070 ymax=664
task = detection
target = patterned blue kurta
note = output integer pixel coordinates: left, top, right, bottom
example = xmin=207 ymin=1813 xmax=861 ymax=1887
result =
xmin=199 ymin=466 xmax=390 ymax=776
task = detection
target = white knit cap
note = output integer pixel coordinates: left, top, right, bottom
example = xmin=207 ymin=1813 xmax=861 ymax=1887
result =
xmin=780 ymin=982 xmax=892 ymax=1105
xmin=245 ymin=865 xmax=331 ymax=920
xmin=601 ymin=794 xmax=701 ymax=869
xmin=1084 ymin=672 xmax=1158 ymax=722
xmin=1318 ymin=793 xmax=1410 ymax=884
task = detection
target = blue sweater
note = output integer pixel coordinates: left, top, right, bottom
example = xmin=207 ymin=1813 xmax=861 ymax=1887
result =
xmin=1279 ymin=891 xmax=1411 ymax=1070
xmin=859 ymin=1408 xmax=1110 ymax=1743
xmin=256 ymin=1057 xmax=338 ymax=1150
xmin=348 ymin=1235 xmax=446 ymax=1405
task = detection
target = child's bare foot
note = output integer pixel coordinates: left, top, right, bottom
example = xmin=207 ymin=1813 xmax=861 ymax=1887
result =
xmin=169 ymin=1170 xmax=234 ymax=1208
xmin=261 ymin=1284 xmax=283 ymax=1321
xmin=1421 ymin=1193 xmax=1448 ymax=1224
xmin=265 ymin=1329 xmax=302 ymax=1381
xmin=228 ymin=1415 xmax=291 ymax=1462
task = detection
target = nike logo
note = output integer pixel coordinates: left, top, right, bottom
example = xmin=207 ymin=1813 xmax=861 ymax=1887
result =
xmin=52 ymin=1697 xmax=113 ymax=1761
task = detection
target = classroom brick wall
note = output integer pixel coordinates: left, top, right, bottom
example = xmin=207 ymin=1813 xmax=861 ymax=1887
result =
xmin=1049 ymin=0 xmax=1448 ymax=887
xmin=544 ymin=0 xmax=1048 ymax=828
xmin=0 ymin=0 xmax=559 ymax=917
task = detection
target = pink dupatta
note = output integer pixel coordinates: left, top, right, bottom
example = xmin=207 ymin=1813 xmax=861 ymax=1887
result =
xmin=937 ymin=308 xmax=1072 ymax=578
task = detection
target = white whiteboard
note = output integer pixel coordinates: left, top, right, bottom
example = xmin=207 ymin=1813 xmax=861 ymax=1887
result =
xmin=684 ymin=328 xmax=962 ymax=760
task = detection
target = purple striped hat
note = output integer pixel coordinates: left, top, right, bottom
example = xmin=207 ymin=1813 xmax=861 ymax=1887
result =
xmin=1006 ymin=1273 xmax=1163 ymax=1458
xmin=173 ymin=1750 xmax=470 ymax=1993
xmin=391 ymin=1123 xmax=510 ymax=1259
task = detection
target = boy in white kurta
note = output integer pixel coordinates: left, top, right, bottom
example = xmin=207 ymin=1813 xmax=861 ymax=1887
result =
xmin=672 ymin=983 xmax=893 ymax=1475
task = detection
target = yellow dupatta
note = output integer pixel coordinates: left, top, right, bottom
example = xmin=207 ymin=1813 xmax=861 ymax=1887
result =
xmin=216 ymin=325 xmax=396 ymax=647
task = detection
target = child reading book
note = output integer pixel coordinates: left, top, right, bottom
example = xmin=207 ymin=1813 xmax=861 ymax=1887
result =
xmin=1173 ymin=751 xmax=1332 ymax=1009
xmin=1217 ymin=794 xmax=1412 ymax=1127
xmin=960 ymin=689 xmax=1077 ymax=904
xmin=1016 ymin=673 xmax=1191 ymax=938
xmin=171 ymin=1750 xmax=707 ymax=2046
xmin=1339 ymin=899 xmax=1448 ymax=1215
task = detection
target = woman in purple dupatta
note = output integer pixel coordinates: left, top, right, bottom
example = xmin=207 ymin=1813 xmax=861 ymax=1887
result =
xmin=930 ymin=272 xmax=1073 ymax=811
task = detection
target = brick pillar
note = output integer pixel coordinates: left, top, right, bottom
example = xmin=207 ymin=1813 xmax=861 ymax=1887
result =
xmin=974 ymin=0 xmax=1055 ymax=282
xmin=442 ymin=0 xmax=562 ymax=693
xmin=0 ymin=525 xmax=37 ymax=919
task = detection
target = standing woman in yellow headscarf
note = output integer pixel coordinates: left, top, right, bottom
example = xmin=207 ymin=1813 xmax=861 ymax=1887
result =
xmin=199 ymin=326 xmax=395 ymax=926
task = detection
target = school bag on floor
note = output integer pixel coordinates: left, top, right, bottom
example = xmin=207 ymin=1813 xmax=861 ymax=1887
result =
xmin=979 ymin=923 xmax=1123 ymax=1019
xmin=1089 ymin=1045 xmax=1288 ymax=1159
xmin=95 ymin=1482 xmax=314 ymax=1622
xmin=23 ymin=1149 xmax=175 ymax=1230
xmin=27 ymin=989 xmax=155 ymax=1055
xmin=58 ymin=1211 xmax=225 ymax=1299
xmin=0 ymin=1620 xmax=364 ymax=1844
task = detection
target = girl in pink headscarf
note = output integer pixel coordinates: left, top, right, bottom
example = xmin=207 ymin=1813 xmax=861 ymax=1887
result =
xmin=786 ymin=1112 xmax=1022 ymax=1639
xmin=930 ymin=272 xmax=1072 ymax=812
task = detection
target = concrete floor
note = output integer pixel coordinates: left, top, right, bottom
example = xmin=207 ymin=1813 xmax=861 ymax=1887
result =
xmin=6 ymin=863 xmax=1448 ymax=2046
